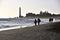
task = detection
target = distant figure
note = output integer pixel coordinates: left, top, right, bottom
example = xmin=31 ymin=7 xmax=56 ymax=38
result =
xmin=49 ymin=18 xmax=53 ymax=22
xmin=34 ymin=19 xmax=37 ymax=25
xmin=37 ymin=18 xmax=41 ymax=25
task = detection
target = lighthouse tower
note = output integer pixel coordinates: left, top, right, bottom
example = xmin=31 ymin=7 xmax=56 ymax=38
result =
xmin=19 ymin=7 xmax=21 ymax=18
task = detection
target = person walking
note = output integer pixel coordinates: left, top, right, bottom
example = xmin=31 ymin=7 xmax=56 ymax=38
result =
xmin=34 ymin=19 xmax=37 ymax=25
xmin=49 ymin=18 xmax=53 ymax=22
xmin=37 ymin=18 xmax=41 ymax=25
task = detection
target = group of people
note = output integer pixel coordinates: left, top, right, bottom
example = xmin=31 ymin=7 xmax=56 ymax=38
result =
xmin=34 ymin=18 xmax=41 ymax=25
xmin=49 ymin=18 xmax=53 ymax=22
xmin=34 ymin=18 xmax=53 ymax=26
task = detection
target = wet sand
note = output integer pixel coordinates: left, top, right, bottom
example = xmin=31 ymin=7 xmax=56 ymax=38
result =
xmin=0 ymin=22 xmax=60 ymax=40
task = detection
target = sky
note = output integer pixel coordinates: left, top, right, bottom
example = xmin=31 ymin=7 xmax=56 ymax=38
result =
xmin=0 ymin=0 xmax=18 ymax=18
xmin=0 ymin=0 xmax=60 ymax=18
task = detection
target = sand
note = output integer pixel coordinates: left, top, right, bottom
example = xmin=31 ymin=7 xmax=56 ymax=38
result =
xmin=0 ymin=22 xmax=60 ymax=40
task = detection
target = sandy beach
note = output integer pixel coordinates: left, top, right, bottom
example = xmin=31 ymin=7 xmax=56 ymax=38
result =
xmin=0 ymin=22 xmax=60 ymax=40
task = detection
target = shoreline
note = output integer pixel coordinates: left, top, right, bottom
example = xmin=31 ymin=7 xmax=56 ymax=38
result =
xmin=0 ymin=22 xmax=49 ymax=31
xmin=0 ymin=21 xmax=58 ymax=32
xmin=0 ymin=18 xmax=60 ymax=31
xmin=0 ymin=22 xmax=60 ymax=40
xmin=0 ymin=21 xmax=58 ymax=31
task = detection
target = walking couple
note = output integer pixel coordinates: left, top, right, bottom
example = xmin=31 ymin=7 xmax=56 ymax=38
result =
xmin=34 ymin=18 xmax=41 ymax=25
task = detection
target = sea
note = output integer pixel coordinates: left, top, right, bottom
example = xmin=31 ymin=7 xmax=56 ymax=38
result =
xmin=0 ymin=18 xmax=60 ymax=31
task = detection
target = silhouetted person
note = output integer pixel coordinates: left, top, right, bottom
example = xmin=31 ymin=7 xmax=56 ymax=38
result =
xmin=34 ymin=19 xmax=37 ymax=25
xmin=37 ymin=18 xmax=41 ymax=25
xmin=49 ymin=18 xmax=53 ymax=22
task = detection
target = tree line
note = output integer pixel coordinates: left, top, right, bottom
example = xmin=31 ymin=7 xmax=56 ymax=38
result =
xmin=26 ymin=11 xmax=60 ymax=18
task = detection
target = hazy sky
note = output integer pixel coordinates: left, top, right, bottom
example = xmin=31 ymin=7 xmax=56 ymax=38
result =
xmin=0 ymin=0 xmax=60 ymax=18
xmin=0 ymin=0 xmax=18 ymax=18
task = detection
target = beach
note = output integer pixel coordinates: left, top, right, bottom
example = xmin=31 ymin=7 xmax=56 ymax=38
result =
xmin=0 ymin=22 xmax=60 ymax=40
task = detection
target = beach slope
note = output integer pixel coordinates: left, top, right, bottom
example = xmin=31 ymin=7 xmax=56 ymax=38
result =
xmin=0 ymin=22 xmax=60 ymax=40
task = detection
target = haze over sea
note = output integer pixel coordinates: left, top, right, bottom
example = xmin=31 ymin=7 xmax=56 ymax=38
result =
xmin=0 ymin=18 xmax=60 ymax=31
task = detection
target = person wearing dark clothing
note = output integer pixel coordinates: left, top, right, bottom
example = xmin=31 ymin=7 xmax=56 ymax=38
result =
xmin=37 ymin=18 xmax=41 ymax=25
xmin=34 ymin=19 xmax=37 ymax=25
xmin=49 ymin=18 xmax=53 ymax=22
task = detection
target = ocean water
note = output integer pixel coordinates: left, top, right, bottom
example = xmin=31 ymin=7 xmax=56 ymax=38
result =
xmin=0 ymin=18 xmax=60 ymax=31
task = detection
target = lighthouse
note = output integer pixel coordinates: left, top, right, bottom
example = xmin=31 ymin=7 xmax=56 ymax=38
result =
xmin=19 ymin=7 xmax=21 ymax=18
